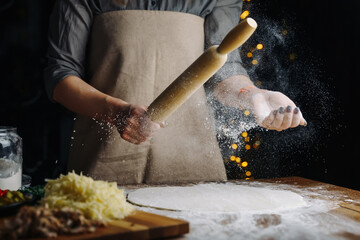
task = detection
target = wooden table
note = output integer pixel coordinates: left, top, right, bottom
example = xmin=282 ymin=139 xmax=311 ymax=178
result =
xmin=1 ymin=177 xmax=359 ymax=239
xmin=257 ymin=177 xmax=360 ymax=221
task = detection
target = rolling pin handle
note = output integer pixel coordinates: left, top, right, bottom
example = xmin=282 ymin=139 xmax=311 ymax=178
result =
xmin=217 ymin=18 xmax=257 ymax=55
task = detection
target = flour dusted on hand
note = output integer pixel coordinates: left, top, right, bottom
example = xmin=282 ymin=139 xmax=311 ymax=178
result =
xmin=41 ymin=171 xmax=135 ymax=222
xmin=127 ymin=183 xmax=306 ymax=213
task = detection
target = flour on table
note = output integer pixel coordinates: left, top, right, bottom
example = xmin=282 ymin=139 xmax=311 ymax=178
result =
xmin=127 ymin=183 xmax=306 ymax=213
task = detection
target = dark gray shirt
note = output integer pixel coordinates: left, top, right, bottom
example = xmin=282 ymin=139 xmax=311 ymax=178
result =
xmin=44 ymin=0 xmax=248 ymax=100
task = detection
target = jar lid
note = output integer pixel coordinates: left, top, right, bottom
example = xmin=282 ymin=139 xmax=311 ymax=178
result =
xmin=0 ymin=126 xmax=17 ymax=132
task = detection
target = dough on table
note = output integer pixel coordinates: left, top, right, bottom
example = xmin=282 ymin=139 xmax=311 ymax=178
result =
xmin=127 ymin=183 xmax=306 ymax=213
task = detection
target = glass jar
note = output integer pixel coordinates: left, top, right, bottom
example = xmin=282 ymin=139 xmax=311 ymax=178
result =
xmin=0 ymin=126 xmax=22 ymax=190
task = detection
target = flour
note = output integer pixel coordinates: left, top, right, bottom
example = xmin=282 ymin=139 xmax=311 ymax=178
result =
xmin=0 ymin=158 xmax=22 ymax=190
xmin=127 ymin=182 xmax=306 ymax=213
xmin=127 ymin=181 xmax=360 ymax=240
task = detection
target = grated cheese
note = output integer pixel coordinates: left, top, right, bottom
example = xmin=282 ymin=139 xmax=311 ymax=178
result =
xmin=41 ymin=171 xmax=135 ymax=222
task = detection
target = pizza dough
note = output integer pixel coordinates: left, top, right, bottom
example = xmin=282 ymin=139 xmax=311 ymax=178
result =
xmin=127 ymin=183 xmax=306 ymax=213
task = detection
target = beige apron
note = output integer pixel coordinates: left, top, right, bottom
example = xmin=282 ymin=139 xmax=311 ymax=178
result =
xmin=68 ymin=10 xmax=226 ymax=184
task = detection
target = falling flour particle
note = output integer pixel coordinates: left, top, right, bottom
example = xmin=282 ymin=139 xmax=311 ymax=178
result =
xmin=127 ymin=183 xmax=306 ymax=213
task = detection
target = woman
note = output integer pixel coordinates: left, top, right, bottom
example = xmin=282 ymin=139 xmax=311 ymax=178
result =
xmin=44 ymin=0 xmax=306 ymax=184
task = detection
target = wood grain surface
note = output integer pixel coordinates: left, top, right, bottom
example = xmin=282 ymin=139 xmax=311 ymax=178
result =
xmin=2 ymin=210 xmax=189 ymax=240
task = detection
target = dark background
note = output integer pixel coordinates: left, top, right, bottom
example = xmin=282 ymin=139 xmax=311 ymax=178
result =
xmin=0 ymin=0 xmax=359 ymax=190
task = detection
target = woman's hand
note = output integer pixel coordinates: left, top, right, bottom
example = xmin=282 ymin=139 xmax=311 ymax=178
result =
xmin=53 ymin=76 xmax=161 ymax=144
xmin=113 ymin=104 xmax=161 ymax=145
xmin=251 ymin=90 xmax=307 ymax=131
xmin=213 ymin=75 xmax=307 ymax=131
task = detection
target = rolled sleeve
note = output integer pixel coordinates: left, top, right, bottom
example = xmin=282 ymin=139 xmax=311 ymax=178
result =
xmin=204 ymin=0 xmax=249 ymax=90
xmin=44 ymin=0 xmax=93 ymax=101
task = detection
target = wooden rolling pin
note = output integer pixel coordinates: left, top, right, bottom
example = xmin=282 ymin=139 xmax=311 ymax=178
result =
xmin=148 ymin=18 xmax=258 ymax=122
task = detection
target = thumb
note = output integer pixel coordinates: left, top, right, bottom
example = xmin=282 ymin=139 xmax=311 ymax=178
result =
xmin=300 ymin=118 xmax=307 ymax=126
xmin=297 ymin=110 xmax=307 ymax=126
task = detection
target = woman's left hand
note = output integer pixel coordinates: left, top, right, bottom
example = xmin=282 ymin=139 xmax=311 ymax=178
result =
xmin=251 ymin=90 xmax=307 ymax=131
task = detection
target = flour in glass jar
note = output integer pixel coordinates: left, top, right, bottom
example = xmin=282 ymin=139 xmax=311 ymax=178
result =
xmin=0 ymin=158 xmax=22 ymax=190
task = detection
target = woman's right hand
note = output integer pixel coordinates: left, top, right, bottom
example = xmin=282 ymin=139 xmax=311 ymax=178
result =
xmin=53 ymin=76 xmax=160 ymax=144
xmin=113 ymin=104 xmax=161 ymax=145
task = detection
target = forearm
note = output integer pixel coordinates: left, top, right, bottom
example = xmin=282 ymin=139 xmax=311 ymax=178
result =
xmin=53 ymin=76 xmax=129 ymax=123
xmin=213 ymin=75 xmax=262 ymax=109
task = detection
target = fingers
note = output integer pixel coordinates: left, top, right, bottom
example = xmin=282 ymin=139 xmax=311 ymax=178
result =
xmin=261 ymin=110 xmax=275 ymax=129
xmin=281 ymin=105 xmax=293 ymax=129
xmin=261 ymin=105 xmax=307 ymax=131
xmin=292 ymin=107 xmax=307 ymax=127
xmin=272 ymin=107 xmax=285 ymax=131
xmin=290 ymin=107 xmax=301 ymax=127
xmin=117 ymin=105 xmax=161 ymax=144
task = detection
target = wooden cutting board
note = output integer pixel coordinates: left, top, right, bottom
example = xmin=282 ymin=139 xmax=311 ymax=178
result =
xmin=4 ymin=210 xmax=189 ymax=240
